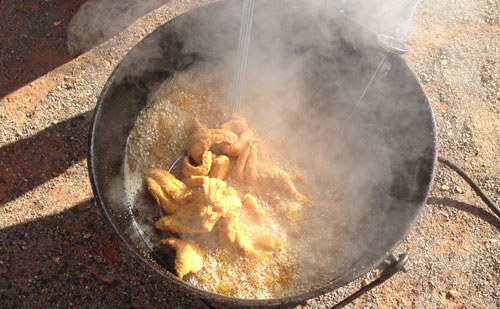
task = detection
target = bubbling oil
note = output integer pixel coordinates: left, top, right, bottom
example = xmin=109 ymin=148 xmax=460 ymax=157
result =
xmin=124 ymin=62 xmax=346 ymax=299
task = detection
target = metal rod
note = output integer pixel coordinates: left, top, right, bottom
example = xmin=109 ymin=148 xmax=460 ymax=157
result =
xmin=230 ymin=0 xmax=254 ymax=114
xmin=331 ymin=253 xmax=409 ymax=308
xmin=340 ymin=54 xmax=386 ymax=135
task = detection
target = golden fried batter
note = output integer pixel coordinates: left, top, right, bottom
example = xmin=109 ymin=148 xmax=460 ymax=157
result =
xmin=220 ymin=113 xmax=249 ymax=135
xmin=219 ymin=114 xmax=255 ymax=157
xmin=237 ymin=139 xmax=311 ymax=204
xmin=186 ymin=118 xmax=237 ymax=164
xmin=182 ymin=151 xmax=213 ymax=178
xmin=199 ymin=176 xmax=242 ymax=215
xmin=242 ymin=193 xmax=266 ymax=225
xmin=234 ymin=222 xmax=255 ymax=255
xmin=146 ymin=168 xmax=188 ymax=214
xmin=157 ymin=238 xmax=204 ymax=279
xmin=155 ymin=195 xmax=222 ymax=234
xmin=208 ymin=155 xmax=230 ymax=179
xmin=148 ymin=115 xmax=316 ymax=280
xmin=155 ymin=176 xmax=243 ymax=235
xmin=182 ymin=151 xmax=230 ymax=188
xmin=218 ymin=216 xmax=255 ymax=256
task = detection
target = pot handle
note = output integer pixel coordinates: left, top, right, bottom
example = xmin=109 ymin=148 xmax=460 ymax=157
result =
xmin=331 ymin=253 xmax=409 ymax=309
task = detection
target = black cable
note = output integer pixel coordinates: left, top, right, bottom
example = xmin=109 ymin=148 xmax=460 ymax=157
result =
xmin=437 ymin=156 xmax=500 ymax=219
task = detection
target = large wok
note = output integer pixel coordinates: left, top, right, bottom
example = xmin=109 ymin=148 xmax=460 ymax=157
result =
xmin=88 ymin=0 xmax=436 ymax=306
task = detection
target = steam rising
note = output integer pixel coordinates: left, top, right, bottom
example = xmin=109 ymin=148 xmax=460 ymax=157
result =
xmin=118 ymin=0 xmax=431 ymax=299
xmin=68 ymin=0 xmax=169 ymax=56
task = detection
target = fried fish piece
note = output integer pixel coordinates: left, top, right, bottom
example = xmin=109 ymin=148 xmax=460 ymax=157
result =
xmin=182 ymin=151 xmax=213 ymax=188
xmin=188 ymin=176 xmax=254 ymax=255
xmin=220 ymin=113 xmax=249 ymax=135
xmin=218 ymin=216 xmax=255 ymax=256
xmin=182 ymin=151 xmax=230 ymax=188
xmin=155 ymin=177 xmax=243 ymax=234
xmin=219 ymin=114 xmax=255 ymax=157
xmin=157 ymin=238 xmax=204 ymax=279
xmin=182 ymin=151 xmax=213 ymax=178
xmin=237 ymin=139 xmax=312 ymax=205
xmin=198 ymin=177 xmax=242 ymax=216
xmin=186 ymin=118 xmax=237 ymax=165
xmin=208 ymin=154 xmax=230 ymax=179
xmin=154 ymin=197 xmax=222 ymax=234
xmin=242 ymin=193 xmax=266 ymax=225
xmin=234 ymin=222 xmax=255 ymax=255
xmin=146 ymin=168 xmax=188 ymax=214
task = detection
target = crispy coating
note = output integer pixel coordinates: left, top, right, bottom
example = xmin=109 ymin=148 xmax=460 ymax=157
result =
xmin=219 ymin=114 xmax=255 ymax=157
xmin=186 ymin=118 xmax=237 ymax=165
xmin=187 ymin=176 xmax=255 ymax=255
xmin=182 ymin=151 xmax=213 ymax=178
xmin=234 ymin=222 xmax=255 ymax=255
xmin=155 ymin=177 xmax=242 ymax=235
xmin=218 ymin=216 xmax=237 ymax=243
xmin=182 ymin=151 xmax=230 ymax=188
xmin=148 ymin=115 xmax=315 ymax=273
xmin=242 ymin=193 xmax=266 ymax=224
xmin=182 ymin=151 xmax=213 ymax=188
xmin=208 ymin=155 xmax=230 ymax=179
xmin=155 ymin=196 xmax=222 ymax=234
xmin=220 ymin=113 xmax=249 ymax=135
xmin=237 ymin=139 xmax=312 ymax=204
xmin=146 ymin=169 xmax=188 ymax=214
xmin=198 ymin=176 xmax=242 ymax=216
xmin=157 ymin=238 xmax=204 ymax=279
xmin=219 ymin=216 xmax=255 ymax=256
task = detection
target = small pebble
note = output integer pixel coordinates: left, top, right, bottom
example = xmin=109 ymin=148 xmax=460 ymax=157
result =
xmin=455 ymin=186 xmax=463 ymax=193
xmin=83 ymin=233 xmax=91 ymax=239
xmin=446 ymin=289 xmax=459 ymax=299
xmin=441 ymin=185 xmax=450 ymax=191
xmin=361 ymin=279 xmax=370 ymax=287
xmin=53 ymin=21 xmax=61 ymax=27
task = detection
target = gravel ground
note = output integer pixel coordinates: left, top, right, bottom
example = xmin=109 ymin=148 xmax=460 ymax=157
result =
xmin=0 ymin=0 xmax=499 ymax=308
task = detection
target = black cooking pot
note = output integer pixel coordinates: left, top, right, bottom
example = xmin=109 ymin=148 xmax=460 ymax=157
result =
xmin=89 ymin=0 xmax=436 ymax=306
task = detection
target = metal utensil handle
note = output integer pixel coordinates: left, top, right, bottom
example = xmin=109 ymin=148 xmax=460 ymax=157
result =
xmin=331 ymin=253 xmax=409 ymax=308
xmin=230 ymin=0 xmax=254 ymax=114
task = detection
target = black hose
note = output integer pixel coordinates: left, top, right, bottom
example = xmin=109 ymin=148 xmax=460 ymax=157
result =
xmin=437 ymin=156 xmax=500 ymax=219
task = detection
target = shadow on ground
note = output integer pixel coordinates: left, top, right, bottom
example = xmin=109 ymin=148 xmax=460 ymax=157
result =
xmin=0 ymin=0 xmax=88 ymax=98
xmin=427 ymin=197 xmax=500 ymax=229
xmin=0 ymin=0 xmax=170 ymax=98
xmin=0 ymin=112 xmax=92 ymax=206
xmin=0 ymin=198 xmax=206 ymax=308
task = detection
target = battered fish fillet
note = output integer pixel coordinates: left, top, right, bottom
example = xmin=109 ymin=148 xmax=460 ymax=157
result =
xmin=237 ymin=140 xmax=312 ymax=205
xmin=219 ymin=114 xmax=255 ymax=157
xmin=157 ymin=238 xmax=204 ymax=279
xmin=220 ymin=113 xmax=249 ymax=135
xmin=182 ymin=151 xmax=213 ymax=179
xmin=154 ymin=197 xmax=222 ymax=234
xmin=208 ymin=155 xmax=230 ymax=179
xmin=146 ymin=168 xmax=188 ymax=214
xmin=199 ymin=176 xmax=242 ymax=216
xmin=234 ymin=223 xmax=255 ymax=255
xmin=242 ymin=193 xmax=266 ymax=225
xmin=186 ymin=118 xmax=237 ymax=165
xmin=188 ymin=176 xmax=255 ymax=255
xmin=182 ymin=151 xmax=230 ymax=182
xmin=182 ymin=151 xmax=213 ymax=188
xmin=155 ymin=177 xmax=243 ymax=234
xmin=218 ymin=216 xmax=255 ymax=256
